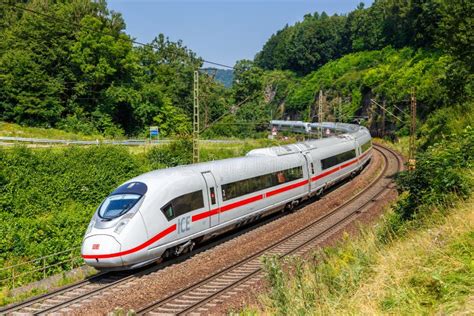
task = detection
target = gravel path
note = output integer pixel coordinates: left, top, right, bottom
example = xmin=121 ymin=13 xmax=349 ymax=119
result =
xmin=71 ymin=152 xmax=384 ymax=315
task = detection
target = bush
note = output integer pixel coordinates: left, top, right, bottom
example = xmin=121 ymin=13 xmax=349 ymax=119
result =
xmin=146 ymin=138 xmax=193 ymax=168
xmin=394 ymin=127 xmax=473 ymax=220
xmin=0 ymin=145 xmax=149 ymax=283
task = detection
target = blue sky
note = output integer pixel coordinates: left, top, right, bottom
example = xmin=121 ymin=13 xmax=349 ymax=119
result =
xmin=107 ymin=0 xmax=374 ymax=68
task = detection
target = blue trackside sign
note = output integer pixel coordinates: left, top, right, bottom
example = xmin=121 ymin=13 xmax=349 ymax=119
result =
xmin=150 ymin=126 xmax=159 ymax=137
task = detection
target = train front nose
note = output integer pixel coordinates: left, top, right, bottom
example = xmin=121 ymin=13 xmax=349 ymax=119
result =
xmin=81 ymin=234 xmax=123 ymax=268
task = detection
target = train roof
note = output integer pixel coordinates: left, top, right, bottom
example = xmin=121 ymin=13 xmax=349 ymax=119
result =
xmin=122 ymin=122 xmax=370 ymax=190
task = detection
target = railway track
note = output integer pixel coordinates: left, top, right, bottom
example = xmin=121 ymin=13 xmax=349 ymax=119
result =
xmin=136 ymin=144 xmax=403 ymax=315
xmin=0 ymin=201 xmax=291 ymax=315
xmin=0 ymin=144 xmax=402 ymax=315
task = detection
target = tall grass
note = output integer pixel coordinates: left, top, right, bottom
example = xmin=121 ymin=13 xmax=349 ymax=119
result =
xmin=254 ymin=197 xmax=473 ymax=315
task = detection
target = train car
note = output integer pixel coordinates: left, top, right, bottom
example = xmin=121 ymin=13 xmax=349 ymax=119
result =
xmin=270 ymin=120 xmax=311 ymax=134
xmin=81 ymin=123 xmax=372 ymax=270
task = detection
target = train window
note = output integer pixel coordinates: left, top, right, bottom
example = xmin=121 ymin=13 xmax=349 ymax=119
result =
xmin=321 ymin=149 xmax=356 ymax=170
xmin=161 ymin=190 xmax=204 ymax=221
xmin=162 ymin=203 xmax=174 ymax=221
xmin=361 ymin=140 xmax=372 ymax=153
xmin=311 ymin=163 xmax=315 ymax=174
xmin=98 ymin=194 xmax=142 ymax=220
xmin=221 ymin=166 xmax=304 ymax=201
xmin=210 ymin=187 xmax=216 ymax=205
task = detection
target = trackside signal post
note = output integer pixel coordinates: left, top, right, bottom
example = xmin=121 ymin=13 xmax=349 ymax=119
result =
xmin=193 ymin=71 xmax=200 ymax=163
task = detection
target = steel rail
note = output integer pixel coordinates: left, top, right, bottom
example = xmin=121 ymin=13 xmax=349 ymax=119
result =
xmin=1 ymin=198 xmax=293 ymax=315
xmin=136 ymin=145 xmax=402 ymax=315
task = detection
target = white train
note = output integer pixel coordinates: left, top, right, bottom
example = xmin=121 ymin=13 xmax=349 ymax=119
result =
xmin=81 ymin=123 xmax=372 ymax=269
xmin=270 ymin=120 xmax=311 ymax=133
xmin=269 ymin=120 xmax=361 ymax=136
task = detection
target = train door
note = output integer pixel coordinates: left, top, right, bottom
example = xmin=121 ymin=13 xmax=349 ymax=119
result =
xmin=302 ymin=152 xmax=314 ymax=193
xmin=201 ymin=171 xmax=220 ymax=227
xmin=354 ymin=139 xmax=361 ymax=167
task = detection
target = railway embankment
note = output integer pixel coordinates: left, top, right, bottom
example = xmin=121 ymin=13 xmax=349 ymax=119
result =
xmin=243 ymin=129 xmax=473 ymax=315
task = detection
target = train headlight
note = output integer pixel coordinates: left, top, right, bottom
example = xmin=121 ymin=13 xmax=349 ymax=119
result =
xmin=85 ymin=219 xmax=95 ymax=235
xmin=114 ymin=218 xmax=130 ymax=234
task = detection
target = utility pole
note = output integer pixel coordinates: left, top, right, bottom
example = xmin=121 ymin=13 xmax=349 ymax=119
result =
xmin=307 ymin=102 xmax=312 ymax=123
xmin=381 ymin=99 xmax=386 ymax=137
xmin=409 ymin=87 xmax=417 ymax=170
xmin=339 ymin=96 xmax=342 ymax=123
xmin=318 ymin=90 xmax=323 ymax=138
xmin=193 ymin=70 xmax=200 ymax=163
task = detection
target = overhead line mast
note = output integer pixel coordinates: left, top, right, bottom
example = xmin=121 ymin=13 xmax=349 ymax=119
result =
xmin=193 ymin=71 xmax=200 ymax=164
xmin=409 ymin=87 xmax=417 ymax=170
xmin=318 ymin=90 xmax=323 ymax=138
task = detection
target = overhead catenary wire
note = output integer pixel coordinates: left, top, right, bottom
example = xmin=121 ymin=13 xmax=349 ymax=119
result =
xmin=199 ymin=94 xmax=257 ymax=134
xmin=370 ymin=99 xmax=404 ymax=123
xmin=0 ymin=1 xmax=235 ymax=69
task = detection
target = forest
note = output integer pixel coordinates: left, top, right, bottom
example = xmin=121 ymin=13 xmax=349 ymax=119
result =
xmin=0 ymin=0 xmax=472 ymax=140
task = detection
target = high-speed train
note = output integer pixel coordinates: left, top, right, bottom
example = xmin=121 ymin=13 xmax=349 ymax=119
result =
xmin=81 ymin=122 xmax=372 ymax=269
xmin=270 ymin=120 xmax=312 ymax=134
xmin=269 ymin=120 xmax=357 ymax=136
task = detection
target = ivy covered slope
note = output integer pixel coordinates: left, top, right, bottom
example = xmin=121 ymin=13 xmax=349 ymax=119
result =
xmin=252 ymin=0 xmax=473 ymax=139
xmin=285 ymin=48 xmax=454 ymax=118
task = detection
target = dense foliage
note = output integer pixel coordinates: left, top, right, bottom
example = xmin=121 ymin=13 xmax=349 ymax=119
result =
xmin=255 ymin=0 xmax=473 ymax=75
xmin=395 ymin=127 xmax=473 ymax=220
xmin=0 ymin=145 xmax=148 ymax=285
xmin=285 ymin=48 xmax=453 ymax=119
xmin=0 ymin=0 xmax=230 ymax=137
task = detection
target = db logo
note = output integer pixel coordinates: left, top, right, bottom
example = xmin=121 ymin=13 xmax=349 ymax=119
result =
xmin=92 ymin=244 xmax=100 ymax=250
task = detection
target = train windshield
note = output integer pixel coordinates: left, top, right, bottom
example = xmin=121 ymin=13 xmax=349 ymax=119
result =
xmin=99 ymin=194 xmax=141 ymax=220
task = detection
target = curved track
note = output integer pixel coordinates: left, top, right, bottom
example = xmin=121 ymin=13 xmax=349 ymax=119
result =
xmin=0 ymin=144 xmax=402 ymax=315
xmin=137 ymin=144 xmax=403 ymax=315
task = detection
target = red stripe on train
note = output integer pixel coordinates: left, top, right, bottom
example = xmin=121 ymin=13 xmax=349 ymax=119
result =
xmin=266 ymin=179 xmax=309 ymax=197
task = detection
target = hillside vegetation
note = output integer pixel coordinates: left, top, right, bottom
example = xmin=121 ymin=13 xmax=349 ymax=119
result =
xmin=1 ymin=1 xmax=472 ymax=139
xmin=255 ymin=0 xmax=472 ymax=76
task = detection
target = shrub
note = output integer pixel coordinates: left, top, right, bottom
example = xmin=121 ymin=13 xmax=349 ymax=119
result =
xmin=0 ymin=145 xmax=148 ymax=283
xmin=394 ymin=127 xmax=473 ymax=220
xmin=146 ymin=138 xmax=193 ymax=168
